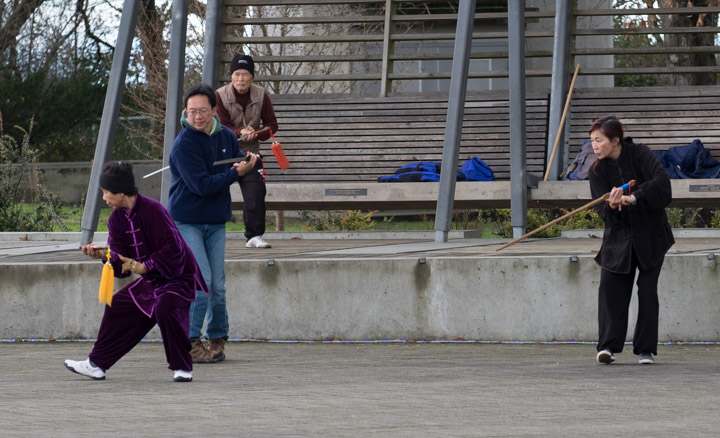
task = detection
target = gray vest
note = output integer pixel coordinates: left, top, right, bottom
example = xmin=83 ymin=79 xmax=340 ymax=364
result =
xmin=216 ymin=83 xmax=266 ymax=154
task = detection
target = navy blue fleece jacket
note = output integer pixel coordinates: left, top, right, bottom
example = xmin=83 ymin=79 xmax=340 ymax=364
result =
xmin=169 ymin=114 xmax=242 ymax=224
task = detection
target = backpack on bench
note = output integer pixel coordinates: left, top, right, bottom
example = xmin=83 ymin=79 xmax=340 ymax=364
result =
xmin=563 ymin=140 xmax=596 ymax=181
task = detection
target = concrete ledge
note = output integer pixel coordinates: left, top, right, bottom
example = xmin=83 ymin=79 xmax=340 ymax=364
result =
xmin=3 ymin=253 xmax=719 ymax=341
xmin=0 ymin=230 xmax=481 ymax=243
xmin=562 ymin=228 xmax=720 ymax=239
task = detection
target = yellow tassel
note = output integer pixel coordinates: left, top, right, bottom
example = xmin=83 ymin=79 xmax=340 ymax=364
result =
xmin=98 ymin=247 xmax=114 ymax=306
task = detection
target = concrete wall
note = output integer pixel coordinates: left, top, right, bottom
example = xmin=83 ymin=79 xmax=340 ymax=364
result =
xmin=31 ymin=161 xmax=162 ymax=205
xmin=2 ymin=254 xmax=719 ymax=341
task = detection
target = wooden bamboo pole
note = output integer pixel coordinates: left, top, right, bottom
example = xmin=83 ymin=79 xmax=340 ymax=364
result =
xmin=496 ymin=180 xmax=636 ymax=252
xmin=544 ymin=64 xmax=581 ymax=181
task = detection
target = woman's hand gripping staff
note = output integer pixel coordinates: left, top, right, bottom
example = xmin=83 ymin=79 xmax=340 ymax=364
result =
xmin=495 ymin=180 xmax=636 ymax=252
xmin=607 ymin=181 xmax=636 ymax=211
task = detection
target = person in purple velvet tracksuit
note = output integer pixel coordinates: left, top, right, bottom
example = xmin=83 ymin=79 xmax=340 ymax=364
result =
xmin=64 ymin=161 xmax=208 ymax=382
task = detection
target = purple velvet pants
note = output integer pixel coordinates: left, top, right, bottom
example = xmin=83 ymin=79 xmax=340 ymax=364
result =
xmin=88 ymin=287 xmax=193 ymax=372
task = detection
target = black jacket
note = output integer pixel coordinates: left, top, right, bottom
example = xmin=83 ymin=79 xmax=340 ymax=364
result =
xmin=589 ymin=138 xmax=675 ymax=274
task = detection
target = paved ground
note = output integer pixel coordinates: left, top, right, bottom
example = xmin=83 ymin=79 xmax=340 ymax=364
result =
xmin=3 ymin=232 xmax=720 ymax=264
xmin=1 ymin=342 xmax=719 ymax=437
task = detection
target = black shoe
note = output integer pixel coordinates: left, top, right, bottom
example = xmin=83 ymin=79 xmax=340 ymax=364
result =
xmin=596 ymin=349 xmax=615 ymax=364
xmin=638 ymin=353 xmax=654 ymax=364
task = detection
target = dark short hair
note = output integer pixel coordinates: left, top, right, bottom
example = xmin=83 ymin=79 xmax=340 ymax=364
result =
xmin=588 ymin=116 xmax=625 ymax=174
xmin=588 ymin=115 xmax=624 ymax=143
xmin=184 ymin=83 xmax=216 ymax=108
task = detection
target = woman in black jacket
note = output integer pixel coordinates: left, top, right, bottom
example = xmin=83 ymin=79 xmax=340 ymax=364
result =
xmin=588 ymin=116 xmax=674 ymax=365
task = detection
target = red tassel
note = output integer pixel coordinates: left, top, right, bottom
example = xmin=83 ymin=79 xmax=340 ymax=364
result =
xmin=270 ymin=132 xmax=290 ymax=171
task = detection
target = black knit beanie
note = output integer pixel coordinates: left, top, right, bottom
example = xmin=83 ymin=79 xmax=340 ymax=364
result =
xmin=229 ymin=54 xmax=255 ymax=77
xmin=99 ymin=161 xmax=137 ymax=195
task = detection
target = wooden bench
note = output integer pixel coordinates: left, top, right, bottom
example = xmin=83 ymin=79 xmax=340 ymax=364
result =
xmin=568 ymin=85 xmax=720 ymax=161
xmin=557 ymin=85 xmax=720 ymax=208
xmin=231 ymin=90 xmax=550 ymax=210
xmin=231 ymin=86 xmax=720 ymax=211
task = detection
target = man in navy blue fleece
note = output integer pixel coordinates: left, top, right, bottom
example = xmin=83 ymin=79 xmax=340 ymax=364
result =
xmin=169 ymin=83 xmax=258 ymax=363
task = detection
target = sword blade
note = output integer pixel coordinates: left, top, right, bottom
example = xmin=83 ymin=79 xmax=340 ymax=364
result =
xmin=213 ymin=156 xmax=248 ymax=166
xmin=142 ymin=166 xmax=169 ymax=178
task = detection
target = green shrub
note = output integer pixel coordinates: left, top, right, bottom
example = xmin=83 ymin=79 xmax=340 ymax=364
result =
xmin=0 ymin=116 xmax=67 ymax=232
xmin=478 ymin=207 xmax=605 ymax=238
xmin=0 ymin=63 xmax=106 ymax=162
xmin=665 ymin=207 xmax=717 ymax=228
xmin=298 ymin=210 xmax=375 ymax=231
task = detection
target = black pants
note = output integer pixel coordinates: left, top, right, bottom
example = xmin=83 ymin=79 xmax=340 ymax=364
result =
xmin=238 ymin=159 xmax=267 ymax=240
xmin=597 ymin=251 xmax=663 ymax=356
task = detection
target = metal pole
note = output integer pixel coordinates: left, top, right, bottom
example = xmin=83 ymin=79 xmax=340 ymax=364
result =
xmin=434 ymin=0 xmax=475 ymax=243
xmin=379 ymin=0 xmax=394 ymax=97
xmin=79 ymin=0 xmax=141 ymax=245
xmin=160 ymin=0 xmax=189 ymax=206
xmin=545 ymin=0 xmax=573 ymax=181
xmin=508 ymin=0 xmax=527 ymax=238
xmin=202 ymin=0 xmax=224 ymax=89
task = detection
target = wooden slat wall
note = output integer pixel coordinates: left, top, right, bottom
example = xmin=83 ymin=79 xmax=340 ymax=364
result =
xmin=568 ymin=86 xmax=720 ymax=160
xmin=261 ymin=90 xmax=549 ymax=182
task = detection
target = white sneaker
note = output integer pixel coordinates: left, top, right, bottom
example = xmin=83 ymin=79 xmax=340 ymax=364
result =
xmin=64 ymin=358 xmax=105 ymax=380
xmin=173 ymin=369 xmax=193 ymax=382
xmin=245 ymin=236 xmax=271 ymax=248
xmin=596 ymin=349 xmax=615 ymax=364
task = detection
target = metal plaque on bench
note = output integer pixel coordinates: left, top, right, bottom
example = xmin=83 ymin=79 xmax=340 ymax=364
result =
xmin=689 ymin=184 xmax=720 ymax=192
xmin=325 ymin=188 xmax=368 ymax=197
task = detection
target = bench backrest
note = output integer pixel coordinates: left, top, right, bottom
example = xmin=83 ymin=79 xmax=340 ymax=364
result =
xmin=262 ymin=90 xmax=550 ymax=182
xmin=568 ymin=86 xmax=720 ymax=161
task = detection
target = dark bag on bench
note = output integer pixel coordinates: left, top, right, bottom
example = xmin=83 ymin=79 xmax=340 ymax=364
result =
xmin=378 ymin=161 xmax=466 ymax=182
xmin=461 ymin=157 xmax=495 ymax=181
xmin=563 ymin=140 xmax=596 ymax=181
xmin=653 ymin=139 xmax=720 ymax=179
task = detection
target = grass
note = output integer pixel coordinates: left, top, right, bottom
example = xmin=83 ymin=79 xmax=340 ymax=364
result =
xmin=49 ymin=206 xmax=506 ymax=234
xmin=43 ymin=204 xmax=720 ymax=236
xmin=55 ymin=206 xmax=111 ymax=231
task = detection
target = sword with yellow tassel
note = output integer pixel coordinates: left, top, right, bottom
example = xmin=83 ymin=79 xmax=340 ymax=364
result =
xmin=98 ymin=247 xmax=114 ymax=306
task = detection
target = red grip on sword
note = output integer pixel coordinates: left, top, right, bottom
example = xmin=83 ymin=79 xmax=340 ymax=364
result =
xmin=270 ymin=132 xmax=290 ymax=171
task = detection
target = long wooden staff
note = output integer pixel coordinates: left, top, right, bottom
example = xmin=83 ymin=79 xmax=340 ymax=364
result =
xmin=496 ymin=180 xmax=636 ymax=252
xmin=544 ymin=64 xmax=581 ymax=181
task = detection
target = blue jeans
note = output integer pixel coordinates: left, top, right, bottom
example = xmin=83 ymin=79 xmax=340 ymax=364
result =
xmin=174 ymin=222 xmax=228 ymax=341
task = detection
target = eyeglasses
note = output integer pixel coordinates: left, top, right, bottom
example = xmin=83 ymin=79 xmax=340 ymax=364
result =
xmin=186 ymin=108 xmax=211 ymax=117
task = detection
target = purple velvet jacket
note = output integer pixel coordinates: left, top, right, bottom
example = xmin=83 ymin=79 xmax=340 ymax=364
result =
xmin=105 ymin=194 xmax=208 ymax=317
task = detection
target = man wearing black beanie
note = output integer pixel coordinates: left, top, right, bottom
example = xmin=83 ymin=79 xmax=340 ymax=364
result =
xmin=215 ymin=54 xmax=279 ymax=250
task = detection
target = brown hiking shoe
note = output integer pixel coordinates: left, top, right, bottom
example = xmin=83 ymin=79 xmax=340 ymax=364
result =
xmin=190 ymin=339 xmax=221 ymax=364
xmin=207 ymin=338 xmax=226 ymax=362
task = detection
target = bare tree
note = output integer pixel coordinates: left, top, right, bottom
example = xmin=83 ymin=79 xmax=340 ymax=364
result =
xmin=658 ymin=0 xmax=718 ymax=85
xmin=619 ymin=0 xmax=719 ymax=86
xmin=221 ymin=3 xmax=436 ymax=95
xmin=223 ymin=4 xmax=369 ymax=95
xmin=1 ymin=0 xmax=117 ymax=77
xmin=0 ymin=0 xmax=46 ymax=75
xmin=118 ymin=0 xmax=206 ymax=158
